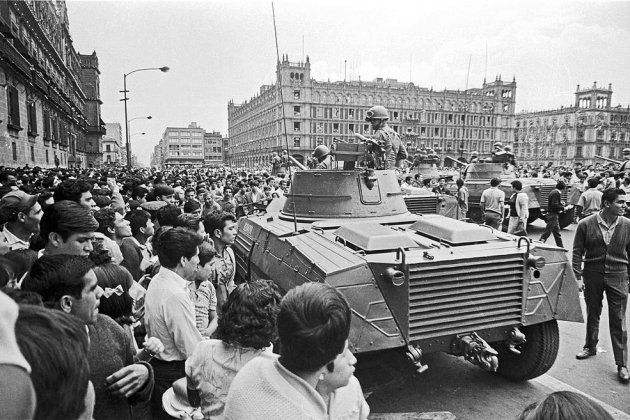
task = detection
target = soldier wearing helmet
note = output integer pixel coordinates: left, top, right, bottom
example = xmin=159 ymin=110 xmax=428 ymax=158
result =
xmin=470 ymin=151 xmax=480 ymax=164
xmin=620 ymin=148 xmax=630 ymax=173
xmin=354 ymin=105 xmax=407 ymax=170
xmin=312 ymin=145 xmax=332 ymax=169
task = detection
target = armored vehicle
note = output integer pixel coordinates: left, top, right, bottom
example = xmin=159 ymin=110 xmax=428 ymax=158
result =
xmin=233 ymin=167 xmax=583 ymax=381
xmin=464 ymin=162 xmax=575 ymax=228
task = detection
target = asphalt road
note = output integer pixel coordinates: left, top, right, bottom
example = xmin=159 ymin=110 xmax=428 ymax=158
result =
xmin=359 ymin=220 xmax=630 ymax=420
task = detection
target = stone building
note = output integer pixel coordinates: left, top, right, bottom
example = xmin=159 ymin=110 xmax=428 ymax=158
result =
xmin=203 ymin=130 xmax=223 ymax=167
xmin=513 ymin=82 xmax=630 ymax=167
xmin=102 ymin=122 xmax=122 ymax=166
xmin=0 ymin=0 xmax=104 ymax=169
xmin=227 ymin=55 xmax=517 ymax=168
xmin=160 ymin=122 xmax=205 ymax=168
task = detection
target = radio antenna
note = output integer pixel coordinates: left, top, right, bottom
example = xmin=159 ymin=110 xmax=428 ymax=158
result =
xmin=272 ymin=3 xmax=298 ymax=233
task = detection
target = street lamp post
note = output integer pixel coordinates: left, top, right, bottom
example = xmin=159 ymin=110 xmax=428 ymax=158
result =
xmin=121 ymin=67 xmax=169 ymax=168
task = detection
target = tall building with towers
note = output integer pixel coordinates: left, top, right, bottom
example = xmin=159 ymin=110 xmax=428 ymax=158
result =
xmin=227 ymin=54 xmax=517 ymax=168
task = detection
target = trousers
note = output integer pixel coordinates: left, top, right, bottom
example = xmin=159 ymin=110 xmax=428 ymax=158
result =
xmin=540 ymin=213 xmax=563 ymax=247
xmin=149 ymin=359 xmax=185 ymax=420
xmin=583 ymin=270 xmax=628 ymax=367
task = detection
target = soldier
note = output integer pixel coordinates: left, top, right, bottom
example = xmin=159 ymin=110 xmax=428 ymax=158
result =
xmin=620 ymin=148 xmax=630 ymax=173
xmin=355 ymin=105 xmax=407 ymax=169
xmin=270 ymin=151 xmax=284 ymax=176
xmin=469 ymin=151 xmax=480 ymax=164
xmin=312 ymin=145 xmax=332 ymax=169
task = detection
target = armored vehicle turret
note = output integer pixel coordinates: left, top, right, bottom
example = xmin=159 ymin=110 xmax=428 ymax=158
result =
xmin=464 ymin=162 xmax=575 ymax=228
xmin=233 ymin=166 xmax=583 ymax=381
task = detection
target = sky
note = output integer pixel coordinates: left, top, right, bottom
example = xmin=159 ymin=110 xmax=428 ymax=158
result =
xmin=65 ymin=0 xmax=630 ymax=165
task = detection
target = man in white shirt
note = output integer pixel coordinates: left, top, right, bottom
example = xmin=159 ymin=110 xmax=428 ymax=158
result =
xmin=480 ymin=177 xmax=506 ymax=230
xmin=145 ymin=227 xmax=204 ymax=419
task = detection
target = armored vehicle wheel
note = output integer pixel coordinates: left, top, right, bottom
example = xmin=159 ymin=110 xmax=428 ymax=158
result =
xmin=496 ymin=320 xmax=559 ymax=381
xmin=559 ymin=207 xmax=575 ymax=229
xmin=467 ymin=206 xmax=483 ymax=224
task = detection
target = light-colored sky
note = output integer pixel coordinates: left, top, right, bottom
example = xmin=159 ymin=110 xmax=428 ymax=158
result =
xmin=65 ymin=0 xmax=630 ymax=165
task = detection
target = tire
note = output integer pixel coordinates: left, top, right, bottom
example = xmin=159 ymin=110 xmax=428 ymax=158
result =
xmin=496 ymin=320 xmax=559 ymax=381
xmin=559 ymin=207 xmax=575 ymax=229
xmin=467 ymin=205 xmax=483 ymax=224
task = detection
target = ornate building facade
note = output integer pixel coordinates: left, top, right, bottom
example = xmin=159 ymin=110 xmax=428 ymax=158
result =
xmin=102 ymin=122 xmax=121 ymax=166
xmin=514 ymin=82 xmax=630 ymax=167
xmin=203 ymin=130 xmax=223 ymax=167
xmin=227 ymin=55 xmax=517 ymax=168
xmin=0 ymin=0 xmax=104 ymax=168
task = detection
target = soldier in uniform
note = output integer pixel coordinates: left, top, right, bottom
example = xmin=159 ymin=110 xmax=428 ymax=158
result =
xmin=355 ymin=105 xmax=407 ymax=169
xmin=469 ymin=151 xmax=480 ymax=164
xmin=619 ymin=148 xmax=630 ymax=173
xmin=312 ymin=145 xmax=332 ymax=169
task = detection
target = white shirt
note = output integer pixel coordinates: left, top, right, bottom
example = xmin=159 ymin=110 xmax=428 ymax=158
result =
xmin=0 ymin=223 xmax=30 ymax=255
xmin=145 ymin=267 xmax=202 ymax=361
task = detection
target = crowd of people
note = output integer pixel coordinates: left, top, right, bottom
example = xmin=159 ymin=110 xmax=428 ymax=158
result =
xmin=0 ymin=154 xmax=625 ymax=419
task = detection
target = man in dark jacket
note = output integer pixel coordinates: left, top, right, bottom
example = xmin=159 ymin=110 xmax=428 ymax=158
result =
xmin=539 ymin=180 xmax=567 ymax=247
xmin=573 ymin=188 xmax=630 ymax=384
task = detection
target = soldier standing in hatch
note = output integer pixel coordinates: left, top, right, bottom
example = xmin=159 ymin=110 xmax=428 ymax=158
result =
xmin=619 ymin=148 xmax=630 ymax=174
xmin=312 ymin=145 xmax=332 ymax=169
xmin=355 ymin=105 xmax=407 ymax=169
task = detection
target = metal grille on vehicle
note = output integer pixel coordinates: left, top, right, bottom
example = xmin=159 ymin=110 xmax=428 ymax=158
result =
xmin=539 ymin=185 xmax=568 ymax=209
xmin=408 ymin=254 xmax=524 ymax=341
xmin=404 ymin=196 xmax=439 ymax=215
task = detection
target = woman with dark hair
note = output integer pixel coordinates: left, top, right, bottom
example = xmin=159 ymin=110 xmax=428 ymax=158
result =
xmin=93 ymin=263 xmax=163 ymax=362
xmin=167 ymin=280 xmax=281 ymax=419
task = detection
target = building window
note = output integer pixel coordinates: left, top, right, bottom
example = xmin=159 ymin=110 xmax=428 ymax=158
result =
xmin=7 ymin=86 xmax=20 ymax=129
xmin=45 ymin=149 xmax=49 ymax=164
xmin=317 ymin=137 xmax=323 ymax=145
xmin=27 ymin=101 xmax=37 ymax=135
xmin=12 ymin=142 xmax=17 ymax=161
xmin=30 ymin=146 xmax=34 ymax=162
xmin=293 ymin=90 xmax=300 ymax=99
xmin=576 ymin=146 xmax=583 ymax=158
xmin=596 ymin=145 xmax=602 ymax=156
xmin=106 ymin=144 xmax=111 ymax=152
xmin=293 ymin=137 xmax=300 ymax=147
xmin=294 ymin=122 xmax=301 ymax=132
xmin=293 ymin=106 xmax=301 ymax=116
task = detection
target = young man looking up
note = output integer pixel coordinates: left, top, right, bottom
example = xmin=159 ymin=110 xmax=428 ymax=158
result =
xmin=121 ymin=209 xmax=155 ymax=281
xmin=22 ymin=255 xmax=154 ymax=420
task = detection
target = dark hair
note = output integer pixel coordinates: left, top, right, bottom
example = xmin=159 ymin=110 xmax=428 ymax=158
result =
xmin=16 ymin=305 xmax=90 ymax=420
xmin=132 ymin=186 xmax=148 ymax=200
xmin=154 ymin=227 xmax=203 ymax=269
xmin=277 ymin=282 xmax=351 ymax=373
xmin=175 ymin=213 xmax=203 ymax=232
xmin=456 ymin=178 xmax=464 ymax=188
xmin=404 ymin=176 xmax=412 ymax=183
xmin=93 ymin=263 xmax=134 ymax=325
xmin=94 ymin=208 xmax=117 ymax=235
xmin=4 ymin=249 xmax=37 ymax=281
xmin=511 ymin=180 xmax=522 ymax=190
xmin=203 ymin=211 xmax=237 ymax=237
xmin=153 ymin=184 xmax=174 ymax=198
xmin=422 ymin=178 xmax=432 ymax=187
xmin=490 ymin=177 xmax=501 ymax=187
xmin=556 ymin=180 xmax=566 ymax=190
xmin=92 ymin=194 xmax=111 ymax=209
xmin=40 ymin=200 xmax=98 ymax=243
xmin=1 ymin=287 xmax=44 ymax=305
xmin=53 ymin=180 xmax=92 ymax=203
xmin=198 ymin=241 xmax=216 ymax=267
xmin=602 ymin=188 xmax=625 ymax=207
xmin=127 ymin=209 xmax=152 ymax=237
xmin=156 ymin=204 xmax=181 ymax=227
xmin=216 ymin=279 xmax=281 ymax=349
xmin=183 ymin=199 xmax=201 ymax=214
xmin=587 ymin=177 xmax=599 ymax=189
xmin=22 ymin=255 xmax=94 ymax=309
xmin=516 ymin=391 xmax=613 ymax=420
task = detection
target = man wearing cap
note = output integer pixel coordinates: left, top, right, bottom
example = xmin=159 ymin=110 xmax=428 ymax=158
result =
xmin=0 ymin=191 xmax=42 ymax=255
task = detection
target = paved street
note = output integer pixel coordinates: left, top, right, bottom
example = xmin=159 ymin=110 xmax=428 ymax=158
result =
xmin=359 ymin=220 xmax=630 ymax=420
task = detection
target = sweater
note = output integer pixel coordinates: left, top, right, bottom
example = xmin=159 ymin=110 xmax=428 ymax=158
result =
xmin=572 ymin=213 xmax=630 ymax=277
xmin=223 ymin=356 xmax=369 ymax=420
xmin=88 ymin=314 xmax=154 ymax=420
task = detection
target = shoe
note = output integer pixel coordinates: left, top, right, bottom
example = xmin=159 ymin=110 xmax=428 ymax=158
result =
xmin=576 ymin=348 xmax=597 ymax=360
xmin=619 ymin=366 xmax=630 ymax=384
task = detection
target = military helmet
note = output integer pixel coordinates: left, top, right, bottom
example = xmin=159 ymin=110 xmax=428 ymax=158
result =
xmin=471 ymin=151 xmax=479 ymax=156
xmin=365 ymin=105 xmax=389 ymax=121
xmin=312 ymin=145 xmax=330 ymax=159
xmin=623 ymin=148 xmax=630 ymax=155
xmin=493 ymin=142 xmax=504 ymax=149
